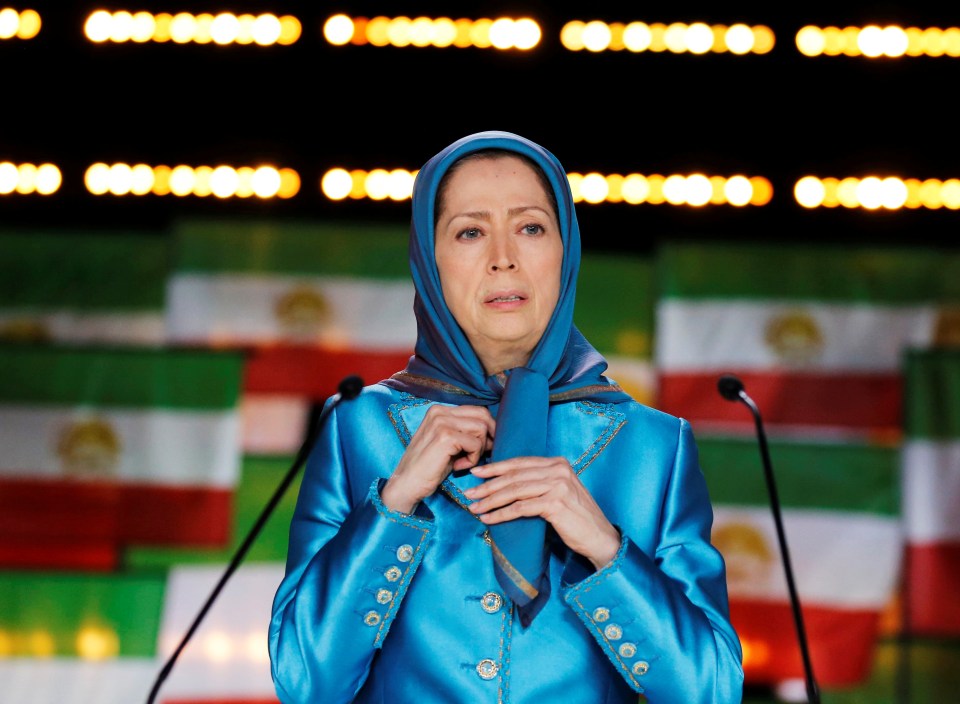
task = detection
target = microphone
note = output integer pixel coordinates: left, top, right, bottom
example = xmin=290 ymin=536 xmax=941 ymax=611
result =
xmin=717 ymin=373 xmax=744 ymax=402
xmin=717 ymin=374 xmax=821 ymax=704
xmin=145 ymin=375 xmax=364 ymax=704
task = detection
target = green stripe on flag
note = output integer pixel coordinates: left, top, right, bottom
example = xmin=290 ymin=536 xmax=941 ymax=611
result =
xmin=0 ymin=230 xmax=169 ymax=310
xmin=172 ymin=218 xmax=411 ymax=277
xmin=124 ymin=455 xmax=300 ymax=568
xmin=577 ymin=253 xmax=654 ymax=359
xmin=0 ymin=571 xmax=165 ymax=656
xmin=657 ymin=242 xmax=959 ymax=303
xmin=905 ymin=349 xmax=960 ymax=439
xmin=698 ymin=436 xmax=899 ymax=515
xmin=0 ymin=346 xmax=244 ymax=409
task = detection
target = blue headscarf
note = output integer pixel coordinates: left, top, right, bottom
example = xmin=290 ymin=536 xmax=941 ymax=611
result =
xmin=380 ymin=131 xmax=630 ymax=625
xmin=382 ymin=130 xmax=630 ymax=404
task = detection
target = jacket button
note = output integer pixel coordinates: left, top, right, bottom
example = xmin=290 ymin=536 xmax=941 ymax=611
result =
xmin=363 ymin=611 xmax=381 ymax=626
xmin=480 ymin=592 xmax=503 ymax=614
xmin=603 ymin=623 xmax=623 ymax=641
xmin=396 ymin=544 xmax=414 ymax=562
xmin=385 ymin=566 xmax=402 ymax=582
xmin=632 ymin=660 xmax=650 ymax=676
xmin=376 ymin=589 xmax=393 ymax=604
xmin=592 ymin=607 xmax=610 ymax=622
xmin=476 ymin=658 xmax=499 ymax=680
xmin=618 ymin=642 xmax=637 ymax=658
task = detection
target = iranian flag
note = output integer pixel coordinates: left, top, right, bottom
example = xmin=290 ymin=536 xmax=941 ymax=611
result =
xmin=164 ymin=219 xmax=416 ymax=455
xmin=0 ymin=346 xmax=244 ymax=571
xmin=901 ymin=348 xmax=960 ymax=636
xmin=698 ymin=435 xmax=901 ymax=686
xmin=0 ymin=230 xmax=168 ymax=345
xmin=0 ymin=455 xmax=297 ymax=704
xmin=655 ymin=243 xmax=958 ymax=437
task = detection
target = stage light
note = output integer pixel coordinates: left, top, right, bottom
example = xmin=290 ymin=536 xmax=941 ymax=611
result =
xmin=84 ymin=10 xmax=298 ymax=45
xmin=562 ymin=19 xmax=774 ymax=55
xmin=569 ymin=170 xmax=772 ymax=207
xmin=579 ymin=173 xmax=610 ymax=203
xmin=76 ymin=625 xmax=119 ymax=660
xmin=0 ymin=7 xmax=40 ymax=40
xmin=84 ymin=163 xmax=296 ymax=199
xmin=793 ymin=175 xmax=956 ymax=210
xmin=321 ymin=167 xmax=417 ymax=201
xmin=203 ymin=631 xmax=232 ymax=662
xmin=27 ymin=630 xmax=54 ymax=657
xmin=582 ymin=21 xmax=611 ymax=52
xmin=0 ymin=162 xmax=60 ymax=195
xmin=320 ymin=168 xmax=352 ymax=200
xmin=797 ymin=24 xmax=960 ymax=58
xmin=326 ymin=14 xmax=541 ymax=50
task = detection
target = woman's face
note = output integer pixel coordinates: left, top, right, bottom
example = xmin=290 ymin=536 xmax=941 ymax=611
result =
xmin=434 ymin=155 xmax=563 ymax=375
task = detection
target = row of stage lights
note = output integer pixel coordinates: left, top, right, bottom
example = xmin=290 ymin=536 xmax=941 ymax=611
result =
xmin=4 ymin=161 xmax=960 ymax=211
xmin=3 ymin=8 xmax=960 ymax=56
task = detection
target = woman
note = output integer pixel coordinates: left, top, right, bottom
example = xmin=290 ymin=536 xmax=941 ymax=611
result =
xmin=268 ymin=131 xmax=744 ymax=703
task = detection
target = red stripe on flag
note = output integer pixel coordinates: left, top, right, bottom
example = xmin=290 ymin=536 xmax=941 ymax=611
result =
xmin=657 ymin=372 xmax=902 ymax=432
xmin=120 ymin=484 xmax=233 ymax=546
xmin=0 ymin=539 xmax=118 ymax=571
xmin=730 ymin=599 xmax=882 ymax=687
xmin=243 ymin=346 xmax=411 ymax=398
xmin=0 ymin=477 xmax=121 ymax=570
xmin=904 ymin=542 xmax=960 ymax=636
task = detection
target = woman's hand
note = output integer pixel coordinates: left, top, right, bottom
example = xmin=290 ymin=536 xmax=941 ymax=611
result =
xmin=380 ymin=405 xmax=495 ymax=514
xmin=464 ymin=457 xmax=621 ymax=570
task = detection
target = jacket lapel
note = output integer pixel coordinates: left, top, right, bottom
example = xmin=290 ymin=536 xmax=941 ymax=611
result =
xmin=390 ymin=394 xmax=626 ymax=480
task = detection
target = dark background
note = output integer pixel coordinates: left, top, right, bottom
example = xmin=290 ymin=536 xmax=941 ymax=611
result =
xmin=3 ymin=2 xmax=960 ymax=256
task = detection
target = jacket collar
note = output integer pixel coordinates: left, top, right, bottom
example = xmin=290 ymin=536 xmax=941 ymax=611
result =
xmin=388 ymin=394 xmax=626 ymax=511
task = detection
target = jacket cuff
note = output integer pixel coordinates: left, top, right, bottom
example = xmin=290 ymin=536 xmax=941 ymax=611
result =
xmin=360 ymin=479 xmax=434 ymax=646
xmin=560 ymin=534 xmax=655 ymax=694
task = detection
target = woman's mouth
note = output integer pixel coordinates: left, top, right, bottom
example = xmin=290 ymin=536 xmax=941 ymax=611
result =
xmin=485 ymin=291 xmax=527 ymax=307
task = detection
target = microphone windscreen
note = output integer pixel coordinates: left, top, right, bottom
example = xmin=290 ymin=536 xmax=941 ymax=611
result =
xmin=339 ymin=375 xmax=364 ymax=400
xmin=717 ymin=374 xmax=744 ymax=401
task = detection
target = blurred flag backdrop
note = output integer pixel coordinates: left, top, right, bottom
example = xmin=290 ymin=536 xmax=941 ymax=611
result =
xmin=0 ymin=223 xmax=957 ymax=703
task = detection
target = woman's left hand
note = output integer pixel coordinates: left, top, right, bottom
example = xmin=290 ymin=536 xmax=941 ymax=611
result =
xmin=464 ymin=457 xmax=621 ymax=571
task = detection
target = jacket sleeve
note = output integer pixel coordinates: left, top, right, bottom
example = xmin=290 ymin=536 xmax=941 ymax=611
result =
xmin=268 ymin=397 xmax=435 ymax=704
xmin=560 ymin=418 xmax=744 ymax=703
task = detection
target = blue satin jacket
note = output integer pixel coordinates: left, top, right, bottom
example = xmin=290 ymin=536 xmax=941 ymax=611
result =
xmin=269 ymin=385 xmax=743 ymax=703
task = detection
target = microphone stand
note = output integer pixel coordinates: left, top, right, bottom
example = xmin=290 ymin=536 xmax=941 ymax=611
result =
xmin=717 ymin=374 xmax=821 ymax=704
xmin=145 ymin=375 xmax=364 ymax=704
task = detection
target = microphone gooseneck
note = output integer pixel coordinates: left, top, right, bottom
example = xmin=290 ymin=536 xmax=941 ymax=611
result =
xmin=145 ymin=375 xmax=364 ymax=704
xmin=716 ymin=374 xmax=821 ymax=704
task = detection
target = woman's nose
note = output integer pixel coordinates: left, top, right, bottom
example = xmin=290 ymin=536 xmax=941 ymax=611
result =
xmin=488 ymin=234 xmax=517 ymax=271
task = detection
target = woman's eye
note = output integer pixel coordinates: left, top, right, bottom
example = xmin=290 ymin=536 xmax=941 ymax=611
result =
xmin=456 ymin=227 xmax=482 ymax=240
xmin=522 ymin=223 xmax=544 ymax=236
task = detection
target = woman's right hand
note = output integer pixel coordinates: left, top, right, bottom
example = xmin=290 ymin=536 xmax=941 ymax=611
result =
xmin=380 ymin=404 xmax=495 ymax=514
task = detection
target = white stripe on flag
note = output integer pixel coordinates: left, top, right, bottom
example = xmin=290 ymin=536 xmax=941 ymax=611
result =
xmin=0 ymin=312 xmax=165 ymax=344
xmin=0 ymin=406 xmax=240 ymax=487
xmin=157 ymin=563 xmax=283 ymax=699
xmin=656 ymin=300 xmax=935 ymax=371
xmin=902 ymin=440 xmax=960 ymax=542
xmin=713 ymin=506 xmax=901 ymax=608
xmin=0 ymin=659 xmax=159 ymax=704
xmin=166 ymin=273 xmax=416 ymax=347
xmin=241 ymin=394 xmax=310 ymax=455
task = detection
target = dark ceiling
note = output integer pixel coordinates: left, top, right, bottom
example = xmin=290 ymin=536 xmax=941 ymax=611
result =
xmin=3 ymin=2 xmax=960 ymax=255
